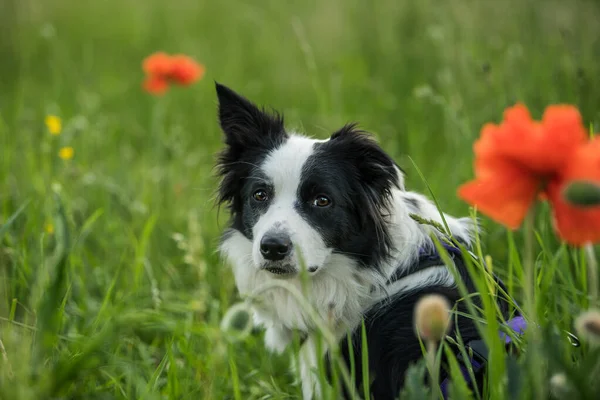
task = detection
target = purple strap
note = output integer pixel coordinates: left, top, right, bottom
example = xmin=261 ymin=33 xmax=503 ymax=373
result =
xmin=419 ymin=242 xmax=464 ymax=259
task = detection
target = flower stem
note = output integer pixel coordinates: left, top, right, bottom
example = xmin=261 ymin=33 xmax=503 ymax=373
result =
xmin=523 ymin=209 xmax=536 ymax=328
xmin=584 ymin=242 xmax=598 ymax=307
xmin=523 ymin=208 xmax=544 ymax=400
xmin=426 ymin=340 xmax=439 ymax=400
xmin=0 ymin=338 xmax=13 ymax=379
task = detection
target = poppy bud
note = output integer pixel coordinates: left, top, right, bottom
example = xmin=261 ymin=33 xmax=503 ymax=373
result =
xmin=220 ymin=302 xmax=253 ymax=342
xmin=574 ymin=309 xmax=600 ymax=346
xmin=562 ymin=180 xmax=600 ymax=207
xmin=414 ymin=294 xmax=452 ymax=342
xmin=549 ymin=373 xmax=572 ymax=398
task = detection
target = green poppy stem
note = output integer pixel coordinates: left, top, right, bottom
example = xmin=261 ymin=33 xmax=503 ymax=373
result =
xmin=426 ymin=340 xmax=439 ymax=400
xmin=523 ymin=207 xmax=545 ymax=399
xmin=584 ymin=242 xmax=598 ymax=306
xmin=523 ymin=208 xmax=536 ymax=328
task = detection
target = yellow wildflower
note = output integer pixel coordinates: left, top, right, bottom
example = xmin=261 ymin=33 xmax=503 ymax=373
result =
xmin=45 ymin=115 xmax=62 ymax=135
xmin=58 ymin=146 xmax=74 ymax=160
xmin=45 ymin=223 xmax=55 ymax=234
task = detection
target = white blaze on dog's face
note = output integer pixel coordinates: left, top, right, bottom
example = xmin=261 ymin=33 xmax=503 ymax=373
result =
xmin=215 ymin=83 xmax=400 ymax=281
xmin=251 ymin=135 xmax=333 ymax=275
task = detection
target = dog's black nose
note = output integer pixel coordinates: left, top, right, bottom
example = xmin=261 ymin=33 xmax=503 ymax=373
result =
xmin=260 ymin=233 xmax=292 ymax=261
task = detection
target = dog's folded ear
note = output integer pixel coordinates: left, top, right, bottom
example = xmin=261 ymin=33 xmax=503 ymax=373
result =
xmin=330 ymin=123 xmax=402 ymax=199
xmin=215 ymin=82 xmax=286 ymax=149
xmin=323 ymin=124 xmax=401 ymax=266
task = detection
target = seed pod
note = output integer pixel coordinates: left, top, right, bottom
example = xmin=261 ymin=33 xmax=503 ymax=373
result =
xmin=549 ymin=372 xmax=573 ymax=398
xmin=414 ymin=294 xmax=452 ymax=342
xmin=575 ymin=309 xmax=600 ymax=346
xmin=220 ymin=302 xmax=253 ymax=342
xmin=562 ymin=180 xmax=600 ymax=207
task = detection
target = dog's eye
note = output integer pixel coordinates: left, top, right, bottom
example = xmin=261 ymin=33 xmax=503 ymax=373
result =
xmin=253 ymin=190 xmax=269 ymax=202
xmin=312 ymin=195 xmax=331 ymax=207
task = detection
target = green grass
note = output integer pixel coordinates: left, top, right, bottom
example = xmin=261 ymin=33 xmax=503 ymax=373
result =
xmin=1 ymin=0 xmax=600 ymax=398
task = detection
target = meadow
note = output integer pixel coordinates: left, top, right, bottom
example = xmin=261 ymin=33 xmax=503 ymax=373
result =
xmin=1 ymin=0 xmax=600 ymax=399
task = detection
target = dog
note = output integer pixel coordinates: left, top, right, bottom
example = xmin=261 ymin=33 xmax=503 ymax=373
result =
xmin=214 ymin=82 xmax=516 ymax=399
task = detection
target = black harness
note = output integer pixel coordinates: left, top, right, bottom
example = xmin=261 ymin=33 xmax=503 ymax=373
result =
xmin=387 ymin=241 xmax=527 ymax=398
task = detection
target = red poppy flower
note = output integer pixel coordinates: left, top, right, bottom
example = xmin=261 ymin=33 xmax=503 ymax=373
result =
xmin=143 ymin=76 xmax=169 ymax=95
xmin=169 ymin=54 xmax=204 ymax=85
xmin=458 ymin=103 xmax=600 ymax=245
xmin=142 ymin=52 xmax=205 ymax=95
xmin=143 ymin=52 xmax=173 ymax=77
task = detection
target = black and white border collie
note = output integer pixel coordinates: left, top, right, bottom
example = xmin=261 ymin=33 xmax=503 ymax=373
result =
xmin=215 ymin=83 xmax=511 ymax=399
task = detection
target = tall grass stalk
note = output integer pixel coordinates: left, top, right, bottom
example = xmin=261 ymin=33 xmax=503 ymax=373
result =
xmin=584 ymin=243 xmax=598 ymax=307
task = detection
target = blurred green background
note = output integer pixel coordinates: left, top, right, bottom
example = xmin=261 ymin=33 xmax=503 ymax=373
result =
xmin=1 ymin=0 xmax=599 ymax=398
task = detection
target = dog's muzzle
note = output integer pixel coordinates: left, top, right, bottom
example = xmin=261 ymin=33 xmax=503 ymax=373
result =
xmin=259 ymin=231 xmax=296 ymax=277
xmin=260 ymin=232 xmax=292 ymax=261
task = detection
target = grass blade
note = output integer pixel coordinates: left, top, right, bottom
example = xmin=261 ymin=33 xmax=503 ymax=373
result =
xmin=0 ymin=200 xmax=30 ymax=237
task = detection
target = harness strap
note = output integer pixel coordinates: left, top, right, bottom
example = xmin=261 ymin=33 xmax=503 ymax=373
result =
xmin=386 ymin=243 xmax=464 ymax=285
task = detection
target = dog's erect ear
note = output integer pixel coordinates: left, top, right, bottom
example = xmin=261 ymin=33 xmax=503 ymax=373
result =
xmin=215 ymin=82 xmax=286 ymax=148
xmin=215 ymin=83 xmax=287 ymax=208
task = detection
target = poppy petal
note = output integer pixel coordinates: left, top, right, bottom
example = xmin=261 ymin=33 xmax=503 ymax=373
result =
xmin=143 ymin=52 xmax=173 ymax=77
xmin=457 ymin=164 xmax=539 ymax=229
xmin=547 ymin=137 xmax=600 ymax=245
xmin=541 ymin=105 xmax=588 ymax=148
xmin=473 ymin=123 xmax=503 ymax=166
xmin=548 ymin=185 xmax=600 ymax=246
xmin=503 ymin=103 xmax=533 ymax=124
xmin=143 ymin=77 xmax=169 ymax=95
xmin=474 ymin=104 xmax=587 ymax=176
xmin=539 ymin=104 xmax=589 ymax=166
xmin=169 ymin=55 xmax=205 ymax=85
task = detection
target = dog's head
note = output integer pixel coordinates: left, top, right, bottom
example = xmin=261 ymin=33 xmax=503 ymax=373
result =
xmin=215 ymin=83 xmax=401 ymax=279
